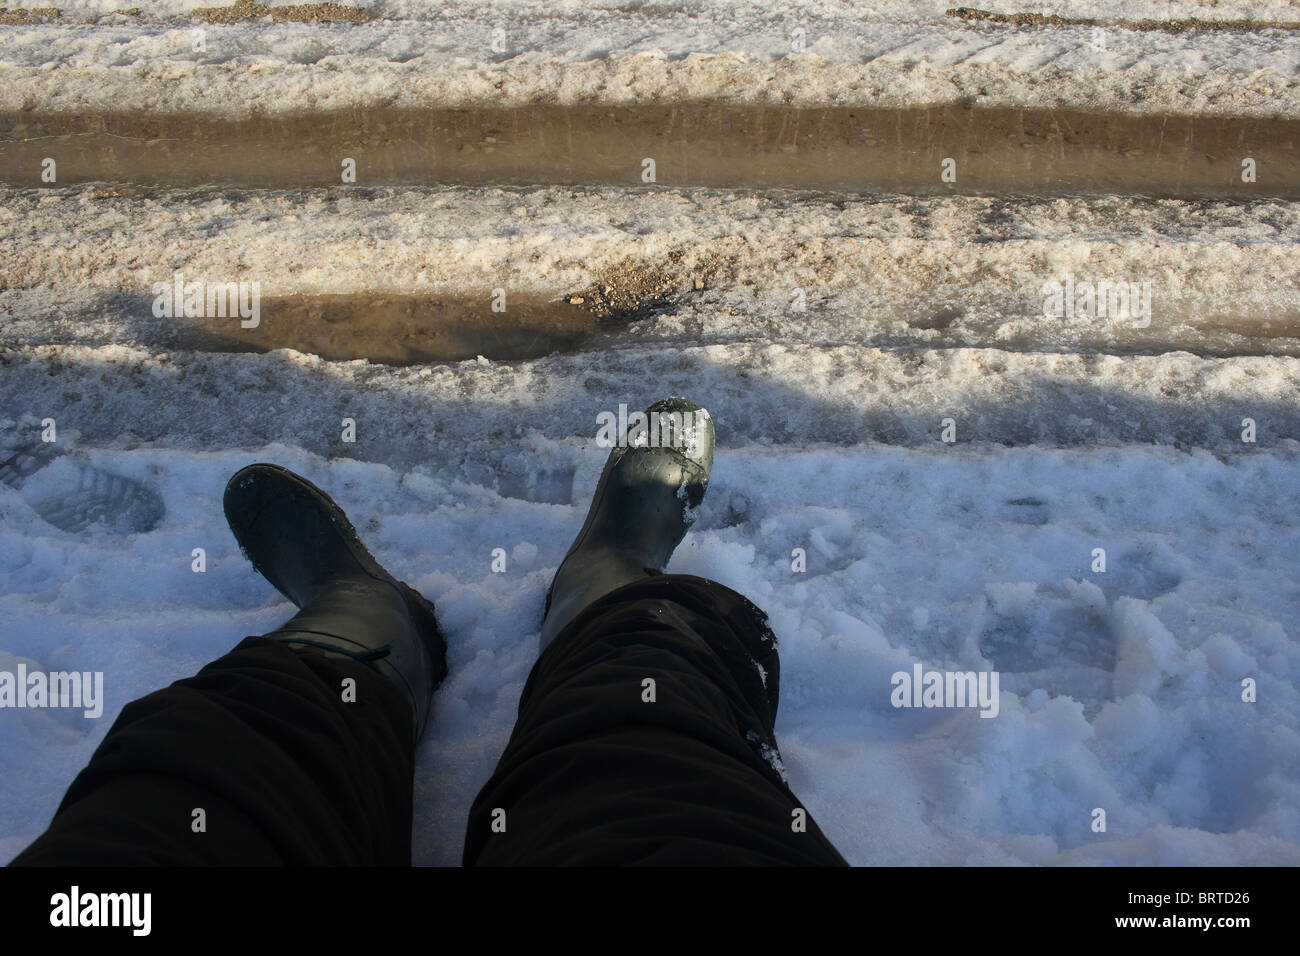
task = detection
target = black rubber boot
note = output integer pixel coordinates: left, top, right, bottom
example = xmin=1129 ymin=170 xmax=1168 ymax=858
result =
xmin=223 ymin=463 xmax=447 ymax=739
xmin=540 ymin=397 xmax=716 ymax=650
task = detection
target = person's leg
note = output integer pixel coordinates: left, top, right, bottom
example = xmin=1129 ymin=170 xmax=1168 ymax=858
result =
xmin=465 ymin=573 xmax=846 ymax=865
xmin=10 ymin=638 xmax=414 ymax=865
xmin=10 ymin=464 xmax=446 ymax=866
xmin=464 ymin=399 xmax=846 ymax=866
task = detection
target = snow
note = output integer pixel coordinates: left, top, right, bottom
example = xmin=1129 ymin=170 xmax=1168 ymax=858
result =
xmin=1 ymin=433 xmax=1297 ymax=865
xmin=1 ymin=1 xmax=1298 ymax=115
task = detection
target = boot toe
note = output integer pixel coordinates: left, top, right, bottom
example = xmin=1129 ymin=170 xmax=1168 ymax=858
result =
xmin=224 ymin=463 xmax=373 ymax=606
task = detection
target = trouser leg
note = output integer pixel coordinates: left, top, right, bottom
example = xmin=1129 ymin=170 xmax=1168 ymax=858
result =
xmin=10 ymin=636 xmax=415 ymax=866
xmin=464 ymin=574 xmax=847 ymax=866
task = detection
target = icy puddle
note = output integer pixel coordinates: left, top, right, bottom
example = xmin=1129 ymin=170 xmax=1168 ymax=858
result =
xmin=2 ymin=105 xmax=1296 ymax=197
xmin=169 ymin=292 xmax=605 ymax=364
xmin=130 ymin=301 xmax=1300 ymax=362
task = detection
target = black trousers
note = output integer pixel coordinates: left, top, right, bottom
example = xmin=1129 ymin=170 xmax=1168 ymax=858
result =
xmin=11 ymin=575 xmax=845 ymax=866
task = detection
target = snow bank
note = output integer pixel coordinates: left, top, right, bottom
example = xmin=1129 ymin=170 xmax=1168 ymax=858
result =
xmin=1 ymin=1 xmax=1297 ymax=115
xmin=4 ymin=187 xmax=1298 ymax=358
